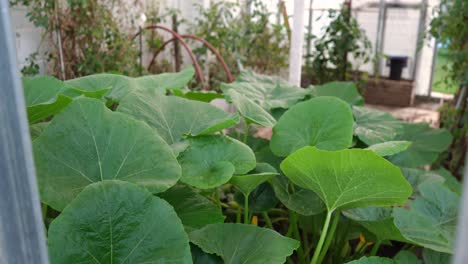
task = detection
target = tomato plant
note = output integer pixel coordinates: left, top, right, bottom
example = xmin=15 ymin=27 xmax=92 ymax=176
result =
xmin=25 ymin=68 xmax=459 ymax=264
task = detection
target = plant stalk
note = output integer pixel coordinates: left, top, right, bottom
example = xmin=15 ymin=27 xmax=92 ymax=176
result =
xmin=262 ymin=212 xmax=274 ymax=229
xmin=317 ymin=210 xmax=341 ymax=263
xmin=370 ymin=240 xmax=381 ymax=256
xmin=290 ymin=211 xmax=306 ymax=264
xmin=236 ymin=206 xmax=241 ymax=223
xmin=311 ymin=210 xmax=333 ymax=264
xmin=244 ymin=194 xmax=249 ymax=224
xmin=243 ymin=122 xmax=250 ymax=144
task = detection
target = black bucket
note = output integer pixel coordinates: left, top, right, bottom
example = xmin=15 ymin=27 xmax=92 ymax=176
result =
xmin=386 ymin=56 xmax=408 ymax=80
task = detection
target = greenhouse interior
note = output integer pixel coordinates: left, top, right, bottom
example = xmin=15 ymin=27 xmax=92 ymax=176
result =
xmin=1 ymin=0 xmax=467 ymax=263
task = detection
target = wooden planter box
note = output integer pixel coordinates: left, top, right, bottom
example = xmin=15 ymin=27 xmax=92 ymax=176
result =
xmin=362 ymin=78 xmax=414 ymax=107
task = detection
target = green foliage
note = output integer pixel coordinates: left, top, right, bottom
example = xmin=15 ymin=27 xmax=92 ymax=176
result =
xmin=308 ymin=81 xmax=364 ymax=106
xmin=158 ymin=185 xmax=225 ymax=232
xmin=271 ymin=97 xmax=354 ymax=156
xmin=191 ymin=0 xmax=289 ymax=82
xmin=429 ymin=0 xmax=467 ymax=87
xmin=66 ymin=67 xmax=196 ymax=102
xmin=387 ymin=123 xmax=452 ymax=168
xmin=11 ymin=0 xmax=142 ymax=78
xmin=190 ymin=223 xmax=300 ymax=264
xmin=305 ymin=6 xmax=373 ymax=84
xmin=366 ymin=141 xmax=412 ymax=157
xmin=177 ymin=135 xmax=256 ymax=189
xmin=118 ymin=88 xmax=239 ymax=145
xmin=34 ymin=98 xmax=180 ymax=210
xmin=48 ymin=181 xmax=191 ymax=263
xmin=281 ymin=147 xmax=412 ymax=212
xmin=394 ymin=182 xmax=459 ymax=253
xmin=353 ymin=106 xmax=403 ymax=146
xmin=28 ymin=71 xmax=459 ymax=263
xmin=345 ymin=256 xmax=397 ymax=264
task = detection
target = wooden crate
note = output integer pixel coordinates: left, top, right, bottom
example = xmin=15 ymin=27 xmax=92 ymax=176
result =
xmin=362 ymin=78 xmax=414 ymax=107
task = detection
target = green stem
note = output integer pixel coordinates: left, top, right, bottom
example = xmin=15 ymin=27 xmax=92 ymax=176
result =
xmin=302 ymin=227 xmax=311 ymax=263
xmin=236 ymin=206 xmax=241 ymax=223
xmin=262 ymin=212 xmax=274 ymax=229
xmin=290 ymin=211 xmax=306 ymax=264
xmin=311 ymin=211 xmax=333 ymax=264
xmin=370 ymin=241 xmax=381 ymax=256
xmin=243 ymin=122 xmax=250 ymax=144
xmin=213 ymin=188 xmax=221 ymax=212
xmin=244 ymin=194 xmax=249 ymax=224
xmin=317 ymin=210 xmax=341 ymax=263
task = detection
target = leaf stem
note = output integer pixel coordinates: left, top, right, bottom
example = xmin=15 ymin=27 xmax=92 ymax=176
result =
xmin=370 ymin=240 xmax=381 ymax=256
xmin=262 ymin=212 xmax=274 ymax=229
xmin=317 ymin=210 xmax=340 ymax=263
xmin=311 ymin=210 xmax=333 ymax=264
xmin=243 ymin=121 xmax=250 ymax=144
xmin=290 ymin=211 xmax=306 ymax=264
xmin=213 ymin=188 xmax=221 ymax=212
xmin=244 ymin=194 xmax=249 ymax=224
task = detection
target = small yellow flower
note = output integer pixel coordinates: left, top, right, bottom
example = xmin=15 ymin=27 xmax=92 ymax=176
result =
xmin=251 ymin=215 xmax=258 ymax=225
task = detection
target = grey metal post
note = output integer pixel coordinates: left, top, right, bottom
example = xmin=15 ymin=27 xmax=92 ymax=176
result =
xmin=411 ymin=0 xmax=427 ymax=81
xmin=305 ymin=0 xmax=314 ymax=66
xmin=454 ymin=156 xmax=468 ymax=264
xmin=374 ymin=0 xmax=386 ymax=76
xmin=0 ymin=1 xmax=50 ymax=264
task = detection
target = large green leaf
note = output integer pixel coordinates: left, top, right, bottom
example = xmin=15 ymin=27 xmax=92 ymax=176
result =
xmin=393 ymin=182 xmax=459 ymax=253
xmin=281 ymin=147 xmax=412 ymax=212
xmin=343 ymin=207 xmax=407 ymax=242
xmin=29 ymin=122 xmax=49 ymax=140
xmin=23 ymin=76 xmax=66 ymax=105
xmin=34 ymin=98 xmax=181 ymax=210
xmin=118 ymin=92 xmax=239 ymax=145
xmin=345 ymin=256 xmax=397 ymax=264
xmin=309 ymin=81 xmax=364 ymax=105
xmin=173 ymin=89 xmax=225 ymax=102
xmin=191 ymin=243 xmax=223 ymax=264
xmin=234 ymin=182 xmax=279 ymax=212
xmin=367 ymin=141 xmax=412 ymax=157
xmin=66 ymin=67 xmax=195 ymax=102
xmin=394 ymin=251 xmax=421 ymax=264
xmin=23 ymin=76 xmax=73 ymax=123
xmin=178 ymin=135 xmax=256 ymax=189
xmin=435 ymin=168 xmax=462 ymax=195
xmin=226 ymin=89 xmax=276 ymax=127
xmin=388 ymin=123 xmax=452 ymax=167
xmin=422 ymin=248 xmax=452 ymax=264
xmin=271 ymin=96 xmax=354 ymax=157
xmin=400 ymin=168 xmax=445 ymax=195
xmin=271 ymin=175 xmax=325 ymax=216
xmin=48 ymin=181 xmax=191 ymax=263
xmin=230 ymin=163 xmax=278 ymax=195
xmin=190 ymin=223 xmax=300 ymax=264
xmin=159 ymin=185 xmax=225 ymax=232
xmin=353 ymin=106 xmax=403 ymax=146
xmin=221 ymin=70 xmax=308 ymax=110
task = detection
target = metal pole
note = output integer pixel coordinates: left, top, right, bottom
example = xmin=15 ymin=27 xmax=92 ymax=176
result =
xmin=288 ymin=0 xmax=306 ymax=86
xmin=305 ymin=0 xmax=314 ymax=66
xmin=454 ymin=156 xmax=468 ymax=264
xmin=411 ymin=0 xmax=427 ymax=81
xmin=0 ymin=1 xmax=49 ymax=263
xmin=428 ymin=40 xmax=438 ymax=97
xmin=374 ymin=0 xmax=386 ymax=76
